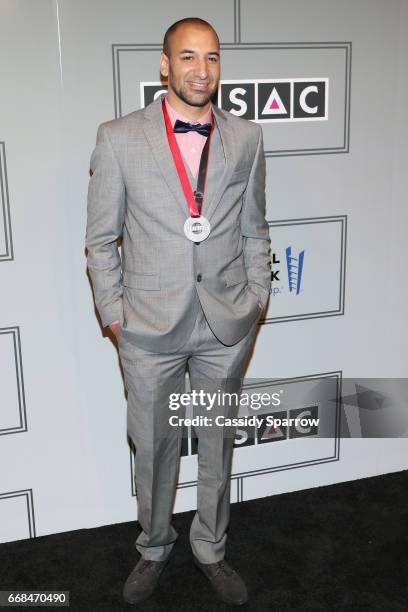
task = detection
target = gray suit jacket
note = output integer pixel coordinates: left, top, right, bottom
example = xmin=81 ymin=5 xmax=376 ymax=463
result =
xmin=85 ymin=93 xmax=271 ymax=352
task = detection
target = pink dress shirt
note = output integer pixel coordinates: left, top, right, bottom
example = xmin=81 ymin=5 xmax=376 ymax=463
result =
xmin=164 ymin=96 xmax=212 ymax=178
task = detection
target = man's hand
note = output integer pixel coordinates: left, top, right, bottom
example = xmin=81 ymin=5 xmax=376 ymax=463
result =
xmin=258 ymin=301 xmax=265 ymax=318
xmin=109 ymin=320 xmax=120 ymax=339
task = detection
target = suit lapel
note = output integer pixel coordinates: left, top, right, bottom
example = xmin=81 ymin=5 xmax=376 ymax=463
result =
xmin=142 ymin=94 xmax=187 ymax=218
xmin=202 ymin=104 xmax=236 ymax=222
xmin=142 ymin=93 xmax=236 ymax=222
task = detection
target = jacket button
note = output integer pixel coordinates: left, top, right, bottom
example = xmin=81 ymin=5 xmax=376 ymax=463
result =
xmin=196 ymin=274 xmax=202 ymax=282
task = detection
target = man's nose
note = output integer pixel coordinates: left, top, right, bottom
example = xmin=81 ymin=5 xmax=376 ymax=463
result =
xmin=195 ymin=58 xmax=209 ymax=79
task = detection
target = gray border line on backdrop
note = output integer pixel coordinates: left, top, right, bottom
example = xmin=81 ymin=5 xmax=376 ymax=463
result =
xmin=0 ymin=327 xmax=27 ymax=436
xmin=234 ymin=0 xmax=241 ymax=43
xmin=0 ymin=142 xmax=14 ymax=261
xmin=0 ymin=489 xmax=36 ymax=539
xmin=111 ymin=42 xmax=351 ymax=157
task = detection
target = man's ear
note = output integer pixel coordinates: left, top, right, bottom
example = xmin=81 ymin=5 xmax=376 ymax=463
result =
xmin=160 ymin=52 xmax=169 ymax=78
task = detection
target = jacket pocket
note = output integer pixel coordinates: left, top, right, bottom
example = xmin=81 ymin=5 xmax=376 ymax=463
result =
xmin=224 ymin=264 xmax=248 ymax=287
xmin=122 ymin=270 xmax=160 ymax=290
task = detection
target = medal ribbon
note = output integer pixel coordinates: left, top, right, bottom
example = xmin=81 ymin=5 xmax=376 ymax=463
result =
xmin=162 ymin=98 xmax=214 ymax=218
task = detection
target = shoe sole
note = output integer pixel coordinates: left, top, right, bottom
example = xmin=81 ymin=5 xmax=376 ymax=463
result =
xmin=123 ymin=588 xmax=155 ymax=606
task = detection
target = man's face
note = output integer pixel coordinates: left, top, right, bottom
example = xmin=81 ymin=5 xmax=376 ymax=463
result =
xmin=160 ymin=24 xmax=220 ymax=108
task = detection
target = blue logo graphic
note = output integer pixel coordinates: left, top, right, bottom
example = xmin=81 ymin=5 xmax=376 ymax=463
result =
xmin=285 ymin=246 xmax=305 ymax=295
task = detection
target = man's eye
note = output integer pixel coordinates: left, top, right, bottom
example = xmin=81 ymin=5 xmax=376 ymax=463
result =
xmin=208 ymin=57 xmax=218 ymax=63
xmin=182 ymin=56 xmax=193 ymax=60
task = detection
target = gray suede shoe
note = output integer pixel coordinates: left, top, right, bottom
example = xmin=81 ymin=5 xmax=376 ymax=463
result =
xmin=193 ymin=558 xmax=248 ymax=606
xmin=123 ymin=557 xmax=168 ymax=605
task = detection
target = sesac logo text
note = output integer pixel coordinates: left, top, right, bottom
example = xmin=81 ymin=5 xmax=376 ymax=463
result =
xmin=180 ymin=406 xmax=319 ymax=456
xmin=140 ymin=79 xmax=329 ymax=123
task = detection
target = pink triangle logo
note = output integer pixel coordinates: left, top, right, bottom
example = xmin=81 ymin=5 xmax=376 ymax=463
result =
xmin=262 ymin=87 xmax=287 ymax=115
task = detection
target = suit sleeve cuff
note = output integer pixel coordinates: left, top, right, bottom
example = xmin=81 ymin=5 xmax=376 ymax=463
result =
xmin=100 ymin=300 xmax=123 ymax=328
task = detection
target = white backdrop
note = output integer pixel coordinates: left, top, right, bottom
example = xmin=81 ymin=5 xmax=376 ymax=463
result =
xmin=0 ymin=0 xmax=407 ymax=544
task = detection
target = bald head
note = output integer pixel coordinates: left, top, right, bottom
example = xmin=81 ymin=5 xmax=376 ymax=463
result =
xmin=163 ymin=17 xmax=219 ymax=58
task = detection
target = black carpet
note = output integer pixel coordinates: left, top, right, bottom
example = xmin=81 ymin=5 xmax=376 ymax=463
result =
xmin=1 ymin=470 xmax=407 ymax=611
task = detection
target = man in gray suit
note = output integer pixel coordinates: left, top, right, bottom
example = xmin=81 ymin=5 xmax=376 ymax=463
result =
xmin=86 ymin=17 xmax=271 ymax=607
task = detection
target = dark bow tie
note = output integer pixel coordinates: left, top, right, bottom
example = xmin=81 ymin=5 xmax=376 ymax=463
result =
xmin=173 ymin=119 xmax=212 ymax=137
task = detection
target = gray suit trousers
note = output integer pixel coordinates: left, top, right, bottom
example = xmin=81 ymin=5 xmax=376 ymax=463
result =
xmin=118 ymin=302 xmax=258 ymax=564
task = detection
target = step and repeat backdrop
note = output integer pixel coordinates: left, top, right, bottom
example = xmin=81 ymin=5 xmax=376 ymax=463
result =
xmin=1 ymin=0 xmax=407 ymax=543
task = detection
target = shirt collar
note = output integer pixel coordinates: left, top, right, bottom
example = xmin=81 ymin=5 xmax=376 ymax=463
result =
xmin=164 ymin=95 xmax=212 ymax=127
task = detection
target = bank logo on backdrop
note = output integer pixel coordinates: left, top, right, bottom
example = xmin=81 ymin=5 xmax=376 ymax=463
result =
xmin=285 ymin=246 xmax=305 ymax=295
xmin=266 ymin=216 xmax=346 ymax=323
xmin=270 ymin=247 xmax=306 ymax=297
xmin=140 ymin=78 xmax=328 ymax=123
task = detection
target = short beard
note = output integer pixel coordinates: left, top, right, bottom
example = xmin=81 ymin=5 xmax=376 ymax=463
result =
xmin=169 ymin=81 xmax=216 ymax=108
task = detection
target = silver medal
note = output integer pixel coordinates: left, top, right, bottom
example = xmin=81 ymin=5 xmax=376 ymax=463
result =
xmin=183 ymin=215 xmax=211 ymax=242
